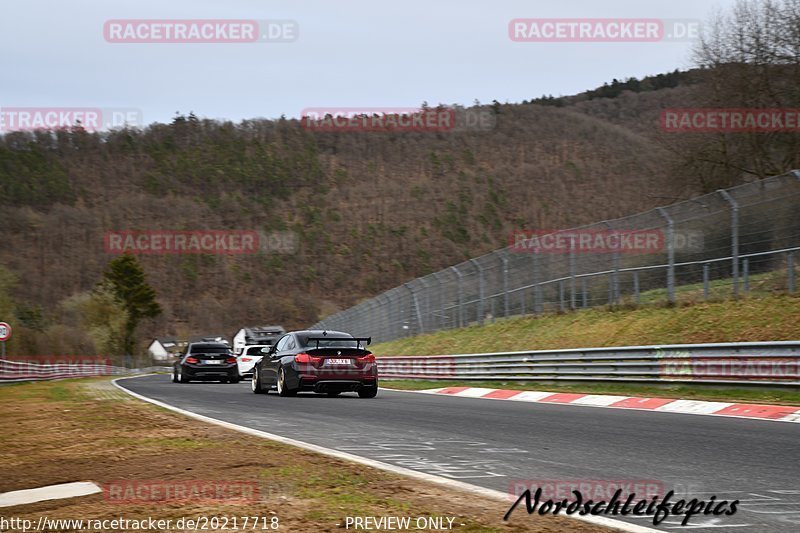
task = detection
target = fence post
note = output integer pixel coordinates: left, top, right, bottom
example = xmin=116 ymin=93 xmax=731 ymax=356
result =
xmin=404 ymin=282 xmax=424 ymax=335
xmin=532 ymin=250 xmax=542 ymax=314
xmin=375 ymin=294 xmax=388 ymax=341
xmin=569 ymin=236 xmax=577 ymax=310
xmin=719 ymin=190 xmax=739 ymax=297
xmin=420 ymin=277 xmax=432 ymax=333
xmin=431 ymin=273 xmax=442 ymax=331
xmin=633 ymin=271 xmax=640 ymax=305
xmin=657 ymin=208 xmax=676 ymax=304
xmin=603 ymin=222 xmax=620 ymax=305
xmin=559 ymin=280 xmax=566 ymax=312
xmin=451 ymin=266 xmax=464 ymax=328
xmin=501 ymin=254 xmax=510 ymax=317
xmin=742 ymin=258 xmax=749 ymax=294
xmin=470 ymin=259 xmax=485 ymax=325
xmin=703 ymin=263 xmax=710 ymax=300
xmin=582 ymin=277 xmax=588 ymax=308
xmin=789 ymin=252 xmax=796 ymax=294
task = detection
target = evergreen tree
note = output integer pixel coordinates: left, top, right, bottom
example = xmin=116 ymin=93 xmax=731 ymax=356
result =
xmin=102 ymin=254 xmax=162 ymax=357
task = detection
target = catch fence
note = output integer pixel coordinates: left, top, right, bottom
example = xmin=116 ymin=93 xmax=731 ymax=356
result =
xmin=312 ymin=170 xmax=800 ymax=343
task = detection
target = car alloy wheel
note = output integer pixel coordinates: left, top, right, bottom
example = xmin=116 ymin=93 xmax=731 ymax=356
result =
xmin=252 ymin=368 xmax=265 ymax=394
xmin=277 ymin=368 xmax=296 ymax=397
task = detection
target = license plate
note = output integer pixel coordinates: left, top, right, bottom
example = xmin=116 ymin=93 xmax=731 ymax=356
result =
xmin=326 ymin=358 xmax=351 ymax=365
xmin=204 ymin=359 xmax=222 ymax=365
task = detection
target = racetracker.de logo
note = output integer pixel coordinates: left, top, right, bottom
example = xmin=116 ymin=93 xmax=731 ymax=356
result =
xmin=103 ymin=19 xmax=298 ymax=43
xmin=104 ymin=230 xmax=297 ymax=255
xmin=300 ymin=107 xmax=496 ymax=133
xmin=508 ymin=18 xmax=700 ymax=42
xmin=0 ymin=108 xmax=143 ymax=133
xmin=660 ymin=357 xmax=800 ymax=380
xmin=104 ymin=480 xmax=258 ymax=504
xmin=661 ymin=109 xmax=800 ymax=132
xmin=509 ymin=479 xmax=666 ymax=501
xmin=509 ymin=229 xmax=704 ymax=254
xmin=6 ymin=357 xmax=113 ymax=378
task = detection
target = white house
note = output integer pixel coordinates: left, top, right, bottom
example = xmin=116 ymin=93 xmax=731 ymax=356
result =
xmin=232 ymin=325 xmax=286 ymax=354
xmin=148 ymin=337 xmax=181 ymax=361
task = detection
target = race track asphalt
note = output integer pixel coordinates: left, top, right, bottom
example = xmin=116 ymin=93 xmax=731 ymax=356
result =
xmin=119 ymin=375 xmax=800 ymax=532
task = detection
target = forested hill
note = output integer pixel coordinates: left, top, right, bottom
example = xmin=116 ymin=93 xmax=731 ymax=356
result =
xmin=1 ymin=66 xmax=797 ymax=355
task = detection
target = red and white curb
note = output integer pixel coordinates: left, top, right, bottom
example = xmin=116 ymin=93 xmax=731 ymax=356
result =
xmin=403 ymin=387 xmax=800 ymax=423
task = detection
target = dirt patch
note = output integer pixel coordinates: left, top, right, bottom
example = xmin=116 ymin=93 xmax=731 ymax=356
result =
xmin=0 ymin=378 xmax=610 ymax=532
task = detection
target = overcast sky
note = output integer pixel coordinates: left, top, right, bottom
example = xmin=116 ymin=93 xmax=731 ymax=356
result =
xmin=1 ymin=0 xmax=736 ymax=128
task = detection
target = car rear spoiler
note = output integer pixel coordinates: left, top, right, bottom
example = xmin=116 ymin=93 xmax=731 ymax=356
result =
xmin=305 ymin=336 xmax=372 ymax=350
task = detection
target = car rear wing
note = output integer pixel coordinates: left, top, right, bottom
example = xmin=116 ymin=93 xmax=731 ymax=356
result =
xmin=305 ymin=336 xmax=372 ymax=350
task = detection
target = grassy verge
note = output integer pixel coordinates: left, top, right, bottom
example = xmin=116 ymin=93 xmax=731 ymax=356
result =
xmin=373 ymin=293 xmax=800 ymax=356
xmin=0 ymin=377 xmax=606 ymax=533
xmin=382 ymin=380 xmax=800 ymax=406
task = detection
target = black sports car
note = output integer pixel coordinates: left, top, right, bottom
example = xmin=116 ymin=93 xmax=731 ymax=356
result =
xmin=251 ymin=330 xmax=377 ymax=397
xmin=173 ymin=342 xmax=240 ymax=383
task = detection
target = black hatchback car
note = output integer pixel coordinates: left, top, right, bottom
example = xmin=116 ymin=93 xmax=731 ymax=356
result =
xmin=173 ymin=342 xmax=240 ymax=383
xmin=251 ymin=330 xmax=377 ymax=397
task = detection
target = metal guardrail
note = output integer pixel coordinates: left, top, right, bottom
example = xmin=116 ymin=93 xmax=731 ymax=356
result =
xmin=377 ymin=341 xmax=800 ymax=387
xmin=0 ymin=359 xmax=169 ymax=382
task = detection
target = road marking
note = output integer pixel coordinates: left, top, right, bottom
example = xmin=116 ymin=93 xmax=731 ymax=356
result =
xmin=0 ymin=482 xmax=101 ymax=508
xmin=114 ymin=376 xmax=660 ymax=533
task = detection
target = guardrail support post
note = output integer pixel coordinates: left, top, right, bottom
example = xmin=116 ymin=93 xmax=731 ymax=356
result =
xmin=719 ymin=190 xmax=740 ymax=297
xmin=703 ymin=263 xmax=710 ymax=300
xmin=789 ymin=252 xmax=796 ymax=293
xmin=657 ymin=208 xmax=676 ymax=304
xmin=470 ymin=259 xmax=485 ymax=325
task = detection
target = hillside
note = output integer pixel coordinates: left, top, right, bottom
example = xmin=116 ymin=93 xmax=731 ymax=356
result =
xmin=372 ymin=293 xmax=800 ymax=356
xmin=0 ymin=67 xmax=796 ymax=355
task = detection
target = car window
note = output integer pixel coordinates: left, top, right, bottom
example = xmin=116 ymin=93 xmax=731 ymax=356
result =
xmin=286 ymin=336 xmax=296 ymax=350
xmin=275 ymin=335 xmax=289 ymax=351
xmin=299 ymin=335 xmax=358 ymax=348
xmin=190 ymin=344 xmax=230 ymax=353
xmin=246 ymin=346 xmax=264 ymax=355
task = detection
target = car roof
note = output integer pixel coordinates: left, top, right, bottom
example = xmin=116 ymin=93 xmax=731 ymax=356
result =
xmin=189 ymin=342 xmax=230 ymax=350
xmin=291 ymin=330 xmax=353 ymax=338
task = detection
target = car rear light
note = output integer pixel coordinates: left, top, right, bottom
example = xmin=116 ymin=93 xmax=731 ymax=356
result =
xmin=295 ymin=352 xmax=323 ymax=367
xmin=226 ymin=356 xmax=237 ymax=364
xmin=357 ymin=353 xmax=375 ymax=364
xmin=185 ymin=357 xmax=199 ymax=364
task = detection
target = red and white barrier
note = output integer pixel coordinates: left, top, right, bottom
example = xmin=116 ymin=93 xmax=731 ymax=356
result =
xmin=410 ymin=386 xmax=800 ymax=423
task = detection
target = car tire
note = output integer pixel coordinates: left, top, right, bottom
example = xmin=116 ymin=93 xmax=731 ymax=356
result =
xmin=178 ymin=367 xmax=190 ymax=383
xmin=252 ymin=368 xmax=266 ymax=394
xmin=326 ymin=391 xmax=341 ymax=397
xmin=277 ymin=368 xmax=297 ymax=397
xmin=172 ymin=369 xmax=178 ymax=383
xmin=358 ymin=386 xmax=378 ymax=398
xmin=229 ymin=376 xmax=241 ymax=384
